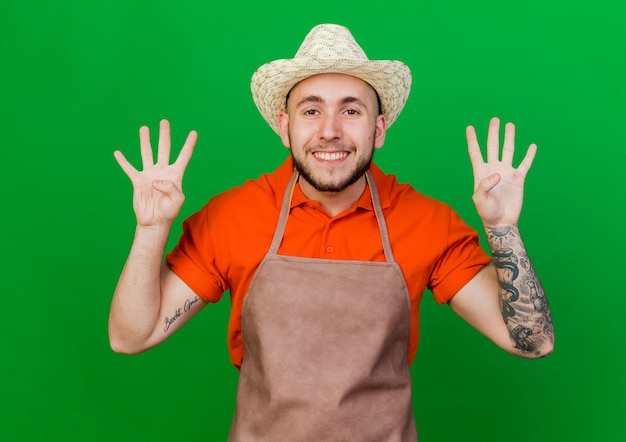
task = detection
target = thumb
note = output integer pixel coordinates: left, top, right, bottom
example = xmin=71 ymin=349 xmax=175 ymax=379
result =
xmin=474 ymin=173 xmax=501 ymax=202
xmin=153 ymin=180 xmax=185 ymax=205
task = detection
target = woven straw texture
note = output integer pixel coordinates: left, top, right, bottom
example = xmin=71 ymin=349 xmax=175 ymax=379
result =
xmin=251 ymin=24 xmax=412 ymax=134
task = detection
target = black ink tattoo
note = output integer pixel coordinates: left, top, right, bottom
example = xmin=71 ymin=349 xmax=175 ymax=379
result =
xmin=486 ymin=226 xmax=554 ymax=356
xmin=492 ymin=247 xmax=520 ymax=325
xmin=510 ymin=325 xmax=538 ymax=352
xmin=184 ymin=296 xmax=200 ymax=312
xmin=163 ymin=296 xmax=201 ymax=333
xmin=528 ymin=280 xmax=554 ymax=337
xmin=486 ymin=225 xmax=517 ymax=247
xmin=164 ymin=308 xmax=182 ymax=332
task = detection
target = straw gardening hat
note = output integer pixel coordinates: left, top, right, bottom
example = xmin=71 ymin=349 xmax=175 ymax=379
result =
xmin=250 ymin=24 xmax=412 ymax=134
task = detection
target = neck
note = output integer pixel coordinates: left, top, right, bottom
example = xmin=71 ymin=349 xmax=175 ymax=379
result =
xmin=298 ymin=175 xmax=367 ymax=218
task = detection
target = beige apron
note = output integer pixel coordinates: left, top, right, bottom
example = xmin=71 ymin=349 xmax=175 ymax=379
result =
xmin=229 ymin=171 xmax=417 ymax=441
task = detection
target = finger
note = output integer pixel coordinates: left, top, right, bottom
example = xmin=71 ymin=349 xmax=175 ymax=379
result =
xmin=517 ymin=143 xmax=537 ymax=175
xmin=501 ymin=122 xmax=515 ymax=165
xmin=157 ymin=119 xmax=171 ymax=165
xmin=174 ymin=130 xmax=198 ymax=172
xmin=466 ymin=125 xmax=484 ymax=170
xmin=153 ymin=180 xmax=185 ymax=205
xmin=139 ymin=125 xmax=154 ymax=169
xmin=474 ymin=173 xmax=501 ymax=202
xmin=113 ymin=150 xmax=138 ymax=180
xmin=486 ymin=117 xmax=500 ymax=162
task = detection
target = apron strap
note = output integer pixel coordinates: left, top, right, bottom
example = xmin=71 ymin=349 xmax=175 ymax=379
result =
xmin=365 ymin=170 xmax=396 ymax=263
xmin=268 ymin=169 xmax=396 ymax=263
xmin=268 ymin=171 xmax=298 ymax=255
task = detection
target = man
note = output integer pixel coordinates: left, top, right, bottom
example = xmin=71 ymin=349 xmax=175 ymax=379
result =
xmin=109 ymin=24 xmax=554 ymax=441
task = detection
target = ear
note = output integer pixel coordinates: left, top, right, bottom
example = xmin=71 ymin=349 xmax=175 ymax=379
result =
xmin=374 ymin=114 xmax=387 ymax=149
xmin=278 ymin=111 xmax=291 ymax=148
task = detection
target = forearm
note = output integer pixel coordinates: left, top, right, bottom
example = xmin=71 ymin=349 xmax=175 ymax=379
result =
xmin=486 ymin=225 xmax=554 ymax=358
xmin=108 ymin=224 xmax=171 ymax=354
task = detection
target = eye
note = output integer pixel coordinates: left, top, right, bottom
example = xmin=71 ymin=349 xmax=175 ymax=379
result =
xmin=344 ymin=108 xmax=359 ymax=116
xmin=304 ymin=108 xmax=319 ymax=116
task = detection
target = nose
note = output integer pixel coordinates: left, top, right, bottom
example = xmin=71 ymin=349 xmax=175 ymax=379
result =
xmin=319 ymin=114 xmax=342 ymax=141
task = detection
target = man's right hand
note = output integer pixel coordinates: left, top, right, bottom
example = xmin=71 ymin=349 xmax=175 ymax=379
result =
xmin=114 ymin=119 xmax=198 ymax=227
xmin=109 ymin=119 xmax=203 ymax=354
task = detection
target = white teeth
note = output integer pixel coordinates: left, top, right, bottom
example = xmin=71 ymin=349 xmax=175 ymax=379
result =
xmin=314 ymin=152 xmax=348 ymax=161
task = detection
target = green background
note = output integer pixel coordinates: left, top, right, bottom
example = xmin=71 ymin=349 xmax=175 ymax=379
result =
xmin=2 ymin=0 xmax=624 ymax=440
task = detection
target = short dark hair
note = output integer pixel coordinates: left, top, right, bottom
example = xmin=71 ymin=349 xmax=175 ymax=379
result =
xmin=374 ymin=91 xmax=382 ymax=116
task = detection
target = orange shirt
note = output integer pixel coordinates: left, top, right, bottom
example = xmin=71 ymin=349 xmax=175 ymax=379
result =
xmin=166 ymin=157 xmax=491 ymax=368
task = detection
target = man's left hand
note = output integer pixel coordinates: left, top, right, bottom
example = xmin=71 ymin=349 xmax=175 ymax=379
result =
xmin=466 ymin=117 xmax=537 ymax=227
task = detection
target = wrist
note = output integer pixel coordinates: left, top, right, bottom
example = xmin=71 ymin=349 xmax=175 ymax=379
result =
xmin=484 ymin=225 xmax=522 ymax=250
xmin=483 ymin=223 xmax=519 ymax=233
xmin=135 ymin=222 xmax=172 ymax=234
xmin=132 ymin=224 xmax=172 ymax=250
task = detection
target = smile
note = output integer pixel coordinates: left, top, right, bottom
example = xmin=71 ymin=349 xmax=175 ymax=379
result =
xmin=313 ymin=151 xmax=349 ymax=161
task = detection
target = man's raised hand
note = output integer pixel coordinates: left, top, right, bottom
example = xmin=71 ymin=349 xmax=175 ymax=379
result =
xmin=466 ymin=117 xmax=536 ymax=227
xmin=114 ymin=119 xmax=197 ymax=227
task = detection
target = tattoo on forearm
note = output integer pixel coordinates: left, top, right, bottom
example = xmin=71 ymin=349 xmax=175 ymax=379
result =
xmin=492 ymin=247 xmax=519 ymax=325
xmin=163 ymin=296 xmax=201 ymax=332
xmin=487 ymin=226 xmax=554 ymax=355
xmin=184 ymin=296 xmax=200 ymax=312
xmin=486 ymin=225 xmax=517 ymax=247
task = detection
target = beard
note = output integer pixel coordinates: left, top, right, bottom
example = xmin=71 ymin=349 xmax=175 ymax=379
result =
xmin=291 ymin=144 xmax=374 ymax=193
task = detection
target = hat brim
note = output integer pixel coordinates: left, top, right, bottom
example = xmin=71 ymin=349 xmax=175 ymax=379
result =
xmin=251 ymin=58 xmax=411 ymax=134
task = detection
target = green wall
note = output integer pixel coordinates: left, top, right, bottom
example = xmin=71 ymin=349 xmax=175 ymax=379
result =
xmin=2 ymin=0 xmax=624 ymax=440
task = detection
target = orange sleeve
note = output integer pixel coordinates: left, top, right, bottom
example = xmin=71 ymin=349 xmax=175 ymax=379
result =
xmin=166 ymin=202 xmax=227 ymax=304
xmin=428 ymin=206 xmax=491 ymax=304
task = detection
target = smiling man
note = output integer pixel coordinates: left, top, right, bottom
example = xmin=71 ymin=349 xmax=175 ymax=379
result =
xmin=109 ymin=24 xmax=554 ymax=441
xmin=280 ymin=73 xmax=386 ymax=214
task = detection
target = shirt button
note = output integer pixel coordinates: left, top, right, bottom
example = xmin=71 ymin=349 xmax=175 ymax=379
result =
xmin=326 ymin=246 xmax=334 ymax=253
